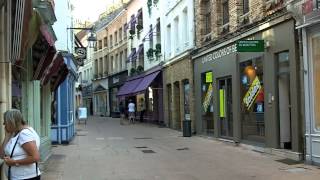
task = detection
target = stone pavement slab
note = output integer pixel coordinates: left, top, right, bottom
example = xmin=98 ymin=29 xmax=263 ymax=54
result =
xmin=42 ymin=116 xmax=320 ymax=180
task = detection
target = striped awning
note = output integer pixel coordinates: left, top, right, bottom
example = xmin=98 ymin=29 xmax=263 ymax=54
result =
xmin=11 ymin=0 xmax=33 ymax=64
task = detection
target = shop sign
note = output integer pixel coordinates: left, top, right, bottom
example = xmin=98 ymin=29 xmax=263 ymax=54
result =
xmin=201 ymin=44 xmax=237 ymax=64
xmin=203 ymin=83 xmax=213 ymax=112
xmin=243 ymin=76 xmax=262 ymax=110
xmin=206 ymin=72 xmax=213 ymax=83
xmin=237 ymin=40 xmax=264 ymax=52
xmin=136 ymin=93 xmax=145 ymax=112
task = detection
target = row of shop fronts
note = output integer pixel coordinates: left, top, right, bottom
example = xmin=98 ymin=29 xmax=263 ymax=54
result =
xmin=112 ymin=16 xmax=319 ymax=165
xmin=83 ymin=0 xmax=320 ymax=166
xmin=193 ymin=19 xmax=302 ymax=154
xmin=1 ymin=3 xmax=78 ymax=177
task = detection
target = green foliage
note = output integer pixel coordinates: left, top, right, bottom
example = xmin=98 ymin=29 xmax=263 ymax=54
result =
xmin=136 ymin=65 xmax=144 ymax=74
xmin=147 ymin=48 xmax=154 ymax=59
xmin=130 ymin=68 xmax=136 ymax=76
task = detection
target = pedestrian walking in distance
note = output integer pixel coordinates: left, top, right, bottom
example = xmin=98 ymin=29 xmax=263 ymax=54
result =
xmin=0 ymin=109 xmax=41 ymax=180
xmin=128 ymin=100 xmax=136 ymax=124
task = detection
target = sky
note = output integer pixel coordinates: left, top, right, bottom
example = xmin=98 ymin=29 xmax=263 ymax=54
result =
xmin=71 ymin=0 xmax=116 ymax=22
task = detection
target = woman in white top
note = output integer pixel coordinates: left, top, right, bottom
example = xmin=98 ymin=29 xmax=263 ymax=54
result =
xmin=0 ymin=109 xmax=41 ymax=180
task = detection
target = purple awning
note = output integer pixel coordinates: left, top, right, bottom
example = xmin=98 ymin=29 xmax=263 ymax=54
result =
xmin=117 ymin=77 xmax=143 ymax=97
xmin=133 ymin=71 xmax=160 ymax=93
xmin=127 ymin=48 xmax=136 ymax=62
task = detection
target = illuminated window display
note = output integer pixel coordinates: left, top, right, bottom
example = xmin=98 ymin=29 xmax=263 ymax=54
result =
xmin=240 ymin=58 xmax=265 ymax=142
xmin=201 ymin=71 xmax=214 ymax=134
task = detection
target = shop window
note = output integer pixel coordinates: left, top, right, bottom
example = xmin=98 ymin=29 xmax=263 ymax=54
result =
xmin=201 ymin=71 xmax=214 ymax=134
xmin=312 ymin=35 xmax=320 ymax=129
xmin=111 ymin=88 xmax=119 ymax=113
xmin=240 ymin=57 xmax=265 ymax=142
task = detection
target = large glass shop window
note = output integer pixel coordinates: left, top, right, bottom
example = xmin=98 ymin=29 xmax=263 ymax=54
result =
xmin=240 ymin=58 xmax=265 ymax=142
xmin=201 ymin=71 xmax=214 ymax=134
xmin=312 ymin=35 xmax=320 ymax=130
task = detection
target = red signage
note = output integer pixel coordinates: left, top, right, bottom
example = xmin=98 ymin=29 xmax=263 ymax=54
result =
xmin=302 ymin=0 xmax=314 ymax=15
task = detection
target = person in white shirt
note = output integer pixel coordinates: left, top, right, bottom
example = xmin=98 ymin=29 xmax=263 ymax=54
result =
xmin=128 ymin=100 xmax=136 ymax=124
xmin=0 ymin=109 xmax=41 ymax=180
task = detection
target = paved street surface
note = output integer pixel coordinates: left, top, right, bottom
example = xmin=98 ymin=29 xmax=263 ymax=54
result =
xmin=42 ymin=117 xmax=320 ymax=180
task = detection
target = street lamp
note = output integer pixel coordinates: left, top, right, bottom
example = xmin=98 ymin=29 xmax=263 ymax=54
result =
xmin=87 ymin=32 xmax=97 ymax=48
xmin=67 ymin=27 xmax=97 ymax=48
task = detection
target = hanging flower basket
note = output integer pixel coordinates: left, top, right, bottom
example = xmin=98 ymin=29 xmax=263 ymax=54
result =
xmin=155 ymin=44 xmax=161 ymax=57
xmin=136 ymin=65 xmax=144 ymax=74
xmin=129 ymin=29 xmax=135 ymax=35
xmin=136 ymin=24 xmax=143 ymax=31
xmin=147 ymin=48 xmax=154 ymax=59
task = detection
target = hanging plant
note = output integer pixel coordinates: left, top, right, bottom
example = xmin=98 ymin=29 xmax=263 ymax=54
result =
xmin=129 ymin=29 xmax=135 ymax=35
xmin=130 ymin=68 xmax=136 ymax=76
xmin=136 ymin=65 xmax=144 ymax=74
xmin=136 ymin=24 xmax=143 ymax=31
xmin=153 ymin=0 xmax=159 ymax=6
xmin=155 ymin=44 xmax=161 ymax=57
xmin=147 ymin=48 xmax=154 ymax=59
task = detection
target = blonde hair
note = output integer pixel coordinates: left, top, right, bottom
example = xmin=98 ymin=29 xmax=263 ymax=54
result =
xmin=3 ymin=109 xmax=26 ymax=130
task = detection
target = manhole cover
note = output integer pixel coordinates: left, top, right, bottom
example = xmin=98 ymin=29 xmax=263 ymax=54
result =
xmin=108 ymin=137 xmax=124 ymax=140
xmin=176 ymin=147 xmax=189 ymax=151
xmin=280 ymin=167 xmax=308 ymax=173
xmin=135 ymin=146 xmax=148 ymax=149
xmin=134 ymin=137 xmax=152 ymax=139
xmin=142 ymin=150 xmax=155 ymax=153
xmin=276 ymin=158 xmax=302 ymax=165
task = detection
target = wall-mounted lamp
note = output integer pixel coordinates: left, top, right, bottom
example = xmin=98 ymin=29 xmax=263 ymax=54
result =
xmin=67 ymin=27 xmax=97 ymax=49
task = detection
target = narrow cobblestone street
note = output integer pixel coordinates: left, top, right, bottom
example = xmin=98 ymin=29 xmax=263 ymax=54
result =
xmin=42 ymin=117 xmax=320 ymax=180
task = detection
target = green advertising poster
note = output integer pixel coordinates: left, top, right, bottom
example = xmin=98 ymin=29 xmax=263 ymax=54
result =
xmin=206 ymin=72 xmax=213 ymax=83
xmin=219 ymin=89 xmax=225 ymax=118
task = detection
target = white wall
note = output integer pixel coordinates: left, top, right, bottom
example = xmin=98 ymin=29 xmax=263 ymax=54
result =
xmin=161 ymin=0 xmax=195 ymax=61
xmin=142 ymin=0 xmax=163 ymax=70
xmin=53 ymin=0 xmax=73 ymax=52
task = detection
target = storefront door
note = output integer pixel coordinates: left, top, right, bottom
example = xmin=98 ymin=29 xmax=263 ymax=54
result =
xmin=277 ymin=51 xmax=292 ymax=149
xmin=218 ymin=77 xmax=233 ymax=138
xmin=306 ymin=29 xmax=320 ymax=165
